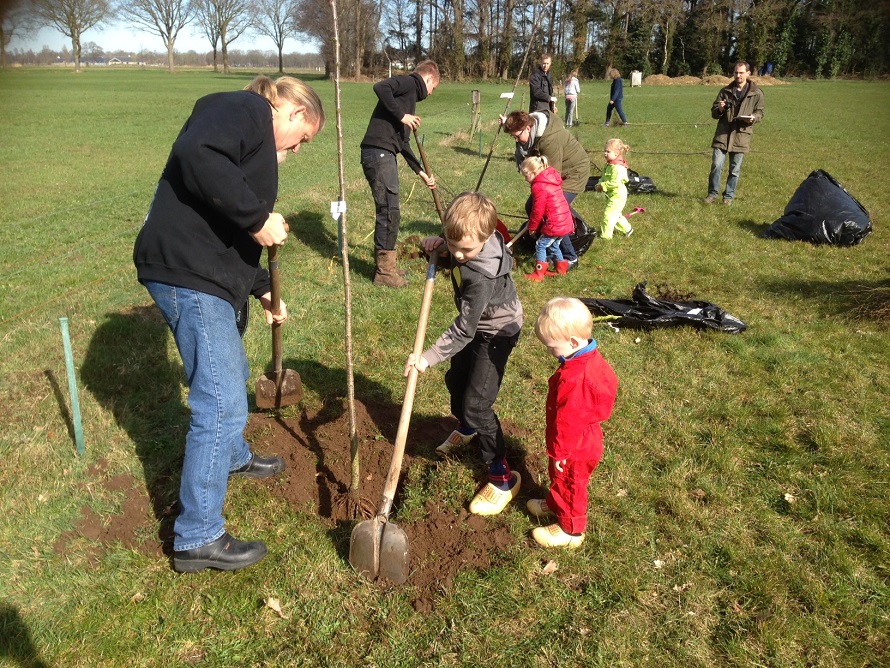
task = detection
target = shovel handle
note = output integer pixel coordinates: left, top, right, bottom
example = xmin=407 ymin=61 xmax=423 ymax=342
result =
xmin=413 ymin=129 xmax=445 ymax=223
xmin=377 ymin=248 xmax=440 ymax=519
xmin=506 ymin=222 xmax=529 ymax=248
xmin=268 ymin=245 xmax=283 ymax=377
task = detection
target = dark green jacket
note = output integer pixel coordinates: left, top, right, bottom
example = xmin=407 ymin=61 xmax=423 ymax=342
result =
xmin=710 ymin=81 xmax=765 ymax=153
xmin=516 ymin=110 xmax=591 ymax=194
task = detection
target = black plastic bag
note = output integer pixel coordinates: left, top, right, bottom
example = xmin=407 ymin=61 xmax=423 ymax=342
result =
xmin=518 ymin=211 xmax=597 ymax=257
xmin=580 ymin=282 xmax=747 ymax=333
xmin=763 ymin=170 xmax=872 ymax=245
xmin=586 ymin=169 xmax=656 ymax=194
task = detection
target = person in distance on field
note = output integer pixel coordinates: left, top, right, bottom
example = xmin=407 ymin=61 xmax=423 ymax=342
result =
xmin=704 ymin=61 xmax=764 ymax=205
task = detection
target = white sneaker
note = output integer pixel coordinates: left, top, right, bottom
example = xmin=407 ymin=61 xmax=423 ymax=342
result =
xmin=435 ymin=429 xmax=476 ymax=457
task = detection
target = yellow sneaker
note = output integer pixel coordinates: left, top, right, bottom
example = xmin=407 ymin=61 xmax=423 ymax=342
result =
xmin=532 ymin=523 xmax=585 ymax=548
xmin=526 ymin=498 xmax=554 ymax=519
xmin=435 ymin=429 xmax=476 ymax=457
xmin=469 ymin=473 xmax=521 ymax=516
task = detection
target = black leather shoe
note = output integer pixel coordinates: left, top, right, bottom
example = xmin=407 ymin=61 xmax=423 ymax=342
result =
xmin=173 ymin=533 xmax=267 ymax=572
xmin=229 ymin=453 xmax=285 ymax=479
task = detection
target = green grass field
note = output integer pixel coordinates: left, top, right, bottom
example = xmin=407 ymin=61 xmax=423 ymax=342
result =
xmin=0 ymin=68 xmax=888 ymax=667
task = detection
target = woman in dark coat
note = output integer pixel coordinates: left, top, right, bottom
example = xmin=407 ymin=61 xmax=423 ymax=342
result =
xmin=604 ymin=68 xmax=628 ymax=126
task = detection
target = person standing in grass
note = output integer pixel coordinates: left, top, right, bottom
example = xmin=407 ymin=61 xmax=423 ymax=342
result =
xmin=594 ymin=138 xmax=634 ymax=239
xmin=564 ymin=69 xmax=581 ymax=127
xmin=134 ymin=75 xmax=325 ymax=573
xmin=521 ymin=155 xmax=575 ymax=281
xmin=528 ymin=297 xmax=618 ymax=548
xmin=360 ymin=60 xmax=440 ymax=288
xmin=529 ymin=53 xmax=557 ymax=113
xmin=604 ymin=68 xmax=629 ymax=126
xmin=404 ymin=192 xmax=523 ymax=517
xmin=704 ymin=61 xmax=764 ymax=205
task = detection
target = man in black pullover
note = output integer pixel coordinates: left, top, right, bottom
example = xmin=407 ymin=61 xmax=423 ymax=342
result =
xmin=360 ymin=60 xmax=440 ymax=287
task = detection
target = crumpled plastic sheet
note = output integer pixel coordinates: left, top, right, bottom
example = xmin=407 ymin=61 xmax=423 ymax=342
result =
xmin=580 ymin=282 xmax=747 ymax=334
xmin=763 ymin=169 xmax=872 ymax=246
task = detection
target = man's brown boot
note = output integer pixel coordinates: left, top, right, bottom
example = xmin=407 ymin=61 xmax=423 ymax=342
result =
xmin=373 ymin=249 xmax=408 ymax=288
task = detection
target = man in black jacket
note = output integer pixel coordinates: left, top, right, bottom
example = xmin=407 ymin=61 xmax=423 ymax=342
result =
xmin=529 ymin=54 xmax=556 ymax=113
xmin=360 ymin=60 xmax=440 ymax=288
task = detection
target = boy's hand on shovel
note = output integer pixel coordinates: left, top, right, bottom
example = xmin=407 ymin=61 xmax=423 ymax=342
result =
xmin=259 ymin=293 xmax=288 ymax=325
xmin=404 ymin=353 xmax=429 ymax=377
xmin=251 ymin=212 xmax=290 ymax=247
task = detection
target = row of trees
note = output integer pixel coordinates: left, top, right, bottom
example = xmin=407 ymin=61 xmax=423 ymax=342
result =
xmin=307 ymin=0 xmax=890 ymax=80
xmin=3 ymin=0 xmax=889 ymax=78
xmin=8 ymin=43 xmax=324 ymax=68
xmin=1 ymin=0 xmax=316 ymax=72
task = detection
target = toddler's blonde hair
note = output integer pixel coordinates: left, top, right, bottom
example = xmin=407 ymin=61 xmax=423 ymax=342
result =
xmin=535 ymin=297 xmax=593 ymax=342
xmin=443 ymin=191 xmax=499 ymax=242
xmin=604 ymin=137 xmax=630 ymax=157
xmin=520 ymin=155 xmax=549 ymax=179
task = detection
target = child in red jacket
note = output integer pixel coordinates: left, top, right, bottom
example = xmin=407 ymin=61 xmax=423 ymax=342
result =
xmin=528 ymin=297 xmax=618 ymax=548
xmin=521 ymin=156 xmax=575 ymax=281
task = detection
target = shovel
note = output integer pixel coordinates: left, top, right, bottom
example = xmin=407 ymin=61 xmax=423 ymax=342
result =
xmin=255 ymin=244 xmax=304 ymax=410
xmin=349 ymin=249 xmax=440 ymax=584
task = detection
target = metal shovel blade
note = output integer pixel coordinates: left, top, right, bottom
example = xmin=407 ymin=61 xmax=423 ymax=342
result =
xmin=349 ymin=517 xmax=410 ymax=584
xmin=255 ymin=368 xmax=303 ymax=410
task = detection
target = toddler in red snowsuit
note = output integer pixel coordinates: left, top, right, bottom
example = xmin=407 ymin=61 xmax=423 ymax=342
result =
xmin=528 ymin=297 xmax=618 ymax=548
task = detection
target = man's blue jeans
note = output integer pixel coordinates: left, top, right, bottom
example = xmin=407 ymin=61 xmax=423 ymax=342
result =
xmin=144 ymin=281 xmax=252 ymax=551
xmin=708 ymin=148 xmax=745 ymax=200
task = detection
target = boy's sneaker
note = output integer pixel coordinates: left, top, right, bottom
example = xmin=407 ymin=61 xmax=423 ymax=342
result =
xmin=435 ymin=429 xmax=476 ymax=457
xmin=469 ymin=472 xmax=521 ymax=516
xmin=567 ymin=259 xmax=579 ymax=271
xmin=703 ymin=194 xmax=717 ymax=204
xmin=526 ymin=498 xmax=554 ymax=519
xmin=624 ymin=227 xmax=634 ymax=238
xmin=532 ymin=523 xmax=585 ymax=548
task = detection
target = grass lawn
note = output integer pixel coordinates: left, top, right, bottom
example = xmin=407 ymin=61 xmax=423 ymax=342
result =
xmin=0 ymin=68 xmax=888 ymax=667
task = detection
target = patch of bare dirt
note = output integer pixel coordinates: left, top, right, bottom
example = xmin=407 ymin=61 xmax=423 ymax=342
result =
xmin=54 ymin=400 xmax=543 ymax=609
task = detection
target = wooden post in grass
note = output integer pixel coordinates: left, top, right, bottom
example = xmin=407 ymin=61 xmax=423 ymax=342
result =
xmin=329 ymin=0 xmax=363 ymax=518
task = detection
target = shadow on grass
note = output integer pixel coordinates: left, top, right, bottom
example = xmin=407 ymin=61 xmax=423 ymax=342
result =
xmin=81 ymin=305 xmax=185 ymax=557
xmin=756 ymin=276 xmax=890 ymax=321
xmin=736 ymin=218 xmax=773 ymax=237
xmin=0 ymin=603 xmax=50 ymax=668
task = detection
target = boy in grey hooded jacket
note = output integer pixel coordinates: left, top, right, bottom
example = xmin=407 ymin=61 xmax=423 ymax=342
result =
xmin=405 ymin=192 xmax=524 ymax=517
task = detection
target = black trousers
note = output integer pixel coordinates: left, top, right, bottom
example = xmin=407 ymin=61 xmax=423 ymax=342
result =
xmin=445 ymin=330 xmax=520 ymax=465
xmin=361 ymin=148 xmax=401 ymax=251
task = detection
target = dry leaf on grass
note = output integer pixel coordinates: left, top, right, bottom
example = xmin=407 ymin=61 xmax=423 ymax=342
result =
xmin=540 ymin=560 xmax=559 ymax=575
xmin=264 ymin=596 xmax=289 ymax=619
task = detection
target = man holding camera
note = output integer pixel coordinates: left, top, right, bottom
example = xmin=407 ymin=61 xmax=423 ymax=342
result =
xmin=704 ymin=61 xmax=764 ymax=205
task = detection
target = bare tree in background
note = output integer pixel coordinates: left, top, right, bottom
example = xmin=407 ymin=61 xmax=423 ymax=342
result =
xmin=1 ymin=0 xmax=36 ymax=68
xmin=195 ymin=0 xmax=250 ymax=73
xmin=194 ymin=0 xmax=221 ymax=69
xmin=252 ymin=0 xmax=299 ymax=72
xmin=32 ymin=0 xmax=112 ymax=72
xmin=117 ymin=0 xmax=196 ymax=73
